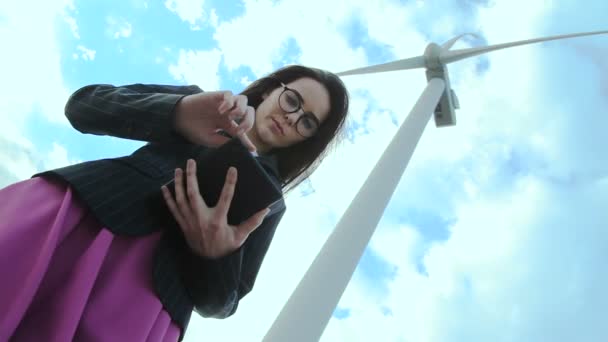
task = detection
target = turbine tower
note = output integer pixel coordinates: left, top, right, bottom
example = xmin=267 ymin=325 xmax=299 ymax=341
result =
xmin=264 ymin=30 xmax=608 ymax=342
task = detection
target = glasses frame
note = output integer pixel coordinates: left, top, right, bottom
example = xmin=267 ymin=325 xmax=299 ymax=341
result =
xmin=278 ymin=83 xmax=321 ymax=138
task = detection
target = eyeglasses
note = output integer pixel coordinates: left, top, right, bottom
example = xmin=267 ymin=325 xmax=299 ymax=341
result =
xmin=278 ymin=83 xmax=320 ymax=138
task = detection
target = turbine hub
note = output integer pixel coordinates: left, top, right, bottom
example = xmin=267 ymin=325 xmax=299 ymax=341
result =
xmin=424 ymin=43 xmax=443 ymax=70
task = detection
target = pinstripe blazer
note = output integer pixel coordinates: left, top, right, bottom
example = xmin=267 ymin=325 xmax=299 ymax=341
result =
xmin=33 ymin=84 xmax=287 ymax=341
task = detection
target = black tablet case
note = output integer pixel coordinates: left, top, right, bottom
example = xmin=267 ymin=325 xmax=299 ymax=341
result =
xmin=163 ymin=139 xmax=283 ymax=226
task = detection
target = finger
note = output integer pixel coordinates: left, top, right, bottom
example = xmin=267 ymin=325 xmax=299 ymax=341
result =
xmin=233 ymin=105 xmax=255 ymax=135
xmin=233 ymin=106 xmax=257 ymax=152
xmin=218 ymin=91 xmax=235 ymax=114
xmin=222 ymin=96 xmax=248 ymax=136
xmin=186 ymin=159 xmax=211 ymax=221
xmin=161 ymin=185 xmax=190 ymax=233
xmin=185 ymin=160 xmax=213 ymax=245
xmin=225 ymin=105 xmax=255 ymax=150
xmin=163 ymin=186 xmax=202 ymax=254
xmin=238 ymin=131 xmax=257 ymax=153
xmin=235 ymin=207 xmax=271 ymax=246
xmin=218 ymin=91 xmax=234 ymax=113
xmin=220 ymin=118 xmax=240 ymax=137
xmin=215 ymin=167 xmax=237 ymax=220
xmin=174 ymin=168 xmax=197 ymax=227
xmin=226 ymin=95 xmax=248 ymax=122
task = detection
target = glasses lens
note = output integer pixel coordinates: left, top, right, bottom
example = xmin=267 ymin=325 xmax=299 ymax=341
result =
xmin=297 ymin=115 xmax=319 ymax=137
xmin=279 ymin=89 xmax=300 ymax=113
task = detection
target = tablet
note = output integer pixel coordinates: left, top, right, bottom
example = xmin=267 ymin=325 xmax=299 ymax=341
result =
xmin=163 ymin=139 xmax=283 ymax=225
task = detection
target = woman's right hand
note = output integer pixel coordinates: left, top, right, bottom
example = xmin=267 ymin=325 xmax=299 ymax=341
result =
xmin=160 ymin=159 xmax=270 ymax=259
xmin=174 ymin=91 xmax=257 ymax=152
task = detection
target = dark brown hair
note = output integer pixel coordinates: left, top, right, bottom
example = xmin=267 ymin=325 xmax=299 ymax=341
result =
xmin=241 ymin=65 xmax=349 ymax=193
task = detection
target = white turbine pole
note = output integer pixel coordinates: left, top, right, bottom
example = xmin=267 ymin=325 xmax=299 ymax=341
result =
xmin=264 ymin=29 xmax=608 ymax=342
xmin=263 ymin=78 xmax=446 ymax=342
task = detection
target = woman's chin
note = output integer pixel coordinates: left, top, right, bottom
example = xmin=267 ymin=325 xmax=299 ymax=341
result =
xmin=252 ymin=133 xmax=275 ymax=152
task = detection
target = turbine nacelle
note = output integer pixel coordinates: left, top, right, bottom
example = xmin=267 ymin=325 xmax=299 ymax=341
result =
xmin=424 ymin=41 xmax=462 ymax=127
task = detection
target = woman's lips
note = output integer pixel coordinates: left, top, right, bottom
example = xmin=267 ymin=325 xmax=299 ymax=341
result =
xmin=271 ymin=118 xmax=285 ymax=136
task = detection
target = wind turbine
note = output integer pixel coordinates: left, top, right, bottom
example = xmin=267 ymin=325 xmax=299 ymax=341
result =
xmin=264 ymin=30 xmax=608 ymax=342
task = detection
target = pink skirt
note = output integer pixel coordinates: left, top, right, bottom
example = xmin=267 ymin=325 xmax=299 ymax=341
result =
xmin=0 ymin=177 xmax=182 ymax=341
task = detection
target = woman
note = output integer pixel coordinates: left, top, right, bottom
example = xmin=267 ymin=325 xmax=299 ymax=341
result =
xmin=0 ymin=65 xmax=349 ymax=341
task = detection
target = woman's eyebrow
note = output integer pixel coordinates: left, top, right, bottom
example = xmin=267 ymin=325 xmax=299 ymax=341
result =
xmin=293 ymin=88 xmax=306 ymax=105
xmin=306 ymin=111 xmax=320 ymax=122
xmin=292 ymin=88 xmax=320 ymax=118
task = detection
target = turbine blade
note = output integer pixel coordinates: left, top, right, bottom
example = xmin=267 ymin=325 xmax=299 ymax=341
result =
xmin=335 ymin=56 xmax=426 ymax=77
xmin=441 ymin=30 xmax=608 ymax=64
xmin=441 ymin=33 xmax=481 ymax=50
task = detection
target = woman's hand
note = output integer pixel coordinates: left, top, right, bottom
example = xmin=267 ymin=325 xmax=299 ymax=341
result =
xmin=161 ymin=159 xmax=270 ymax=259
xmin=174 ymin=91 xmax=257 ymax=152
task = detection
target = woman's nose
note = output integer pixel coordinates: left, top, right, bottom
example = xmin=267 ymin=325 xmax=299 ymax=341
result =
xmin=284 ymin=112 xmax=300 ymax=125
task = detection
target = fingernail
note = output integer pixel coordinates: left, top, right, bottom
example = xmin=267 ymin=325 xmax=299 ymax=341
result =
xmin=219 ymin=102 xmax=228 ymax=113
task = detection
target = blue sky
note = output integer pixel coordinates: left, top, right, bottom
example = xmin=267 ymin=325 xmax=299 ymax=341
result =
xmin=1 ymin=0 xmax=607 ymax=341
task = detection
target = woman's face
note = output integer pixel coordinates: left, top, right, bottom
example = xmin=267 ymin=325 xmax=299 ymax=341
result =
xmin=247 ymin=77 xmax=331 ymax=153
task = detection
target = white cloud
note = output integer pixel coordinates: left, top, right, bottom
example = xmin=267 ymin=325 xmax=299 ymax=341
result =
xmin=131 ymin=0 xmax=149 ymax=10
xmin=3 ymin=0 xmax=604 ymax=341
xmin=183 ymin=1 xmax=608 ymax=341
xmin=239 ymin=76 xmax=252 ymax=87
xmin=0 ymin=136 xmax=38 ymax=188
xmin=0 ymin=0 xmax=74 ymax=187
xmin=106 ymin=16 xmax=132 ymax=39
xmin=381 ymin=176 xmax=607 ymax=342
xmin=0 ymin=1 xmax=72 ymax=126
xmin=212 ymin=0 xmax=370 ymax=77
xmin=44 ymin=142 xmax=81 ymax=170
xmin=164 ymin=0 xmax=206 ymax=29
xmin=115 ymin=24 xmax=132 ymax=39
xmin=168 ymin=48 xmax=223 ymax=90
xmin=75 ymin=45 xmax=96 ymax=61
xmin=320 ymin=1 xmax=607 ymax=342
xmin=0 ymin=139 xmax=80 ymax=188
xmin=209 ymin=8 xmax=218 ymax=28
xmin=62 ymin=13 xmax=80 ymax=39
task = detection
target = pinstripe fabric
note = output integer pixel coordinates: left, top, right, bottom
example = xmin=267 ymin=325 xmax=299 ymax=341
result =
xmin=32 ymin=84 xmax=287 ymax=341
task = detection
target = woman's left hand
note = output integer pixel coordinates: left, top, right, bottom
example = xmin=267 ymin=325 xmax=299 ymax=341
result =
xmin=161 ymin=159 xmax=270 ymax=259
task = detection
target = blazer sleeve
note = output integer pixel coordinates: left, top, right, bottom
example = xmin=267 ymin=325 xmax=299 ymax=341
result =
xmin=64 ymin=83 xmax=203 ymax=143
xmin=181 ymin=204 xmax=286 ymax=318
